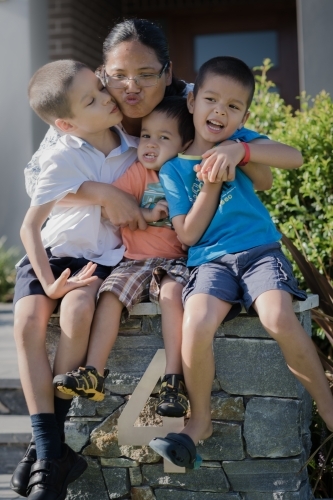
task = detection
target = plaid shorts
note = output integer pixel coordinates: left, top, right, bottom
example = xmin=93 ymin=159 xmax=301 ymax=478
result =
xmin=97 ymin=257 xmax=189 ymax=315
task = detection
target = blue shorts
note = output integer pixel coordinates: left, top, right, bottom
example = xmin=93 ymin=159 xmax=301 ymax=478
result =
xmin=182 ymin=242 xmax=307 ymax=321
xmin=13 ymin=248 xmax=112 ymax=307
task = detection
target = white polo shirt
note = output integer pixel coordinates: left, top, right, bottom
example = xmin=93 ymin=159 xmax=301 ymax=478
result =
xmin=31 ymin=126 xmax=138 ymax=266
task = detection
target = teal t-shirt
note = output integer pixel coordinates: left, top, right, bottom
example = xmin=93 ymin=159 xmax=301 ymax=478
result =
xmin=160 ymin=155 xmax=281 ymax=267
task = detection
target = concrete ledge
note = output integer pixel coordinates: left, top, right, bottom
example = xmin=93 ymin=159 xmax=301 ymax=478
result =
xmin=49 ymin=294 xmax=319 ymax=319
xmin=0 ymin=416 xmax=31 ymax=443
xmin=0 ymin=380 xmax=21 ymax=389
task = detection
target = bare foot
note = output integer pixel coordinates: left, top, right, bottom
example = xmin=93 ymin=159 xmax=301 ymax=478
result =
xmin=180 ymin=418 xmax=213 ymax=444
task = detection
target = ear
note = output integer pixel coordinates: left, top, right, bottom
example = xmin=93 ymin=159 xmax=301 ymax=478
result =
xmin=187 ymin=91 xmax=195 ymax=115
xmin=238 ymin=110 xmax=250 ymax=129
xmin=165 ymin=61 xmax=173 ymax=86
xmin=54 ymin=118 xmax=76 ymax=133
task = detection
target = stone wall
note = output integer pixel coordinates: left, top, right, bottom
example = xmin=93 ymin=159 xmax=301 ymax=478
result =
xmin=46 ymin=298 xmax=317 ymax=500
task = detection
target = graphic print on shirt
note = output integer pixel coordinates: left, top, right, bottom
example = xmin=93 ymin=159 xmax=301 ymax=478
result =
xmin=191 ymin=177 xmax=234 ymax=211
xmin=140 ymin=181 xmax=172 ymax=228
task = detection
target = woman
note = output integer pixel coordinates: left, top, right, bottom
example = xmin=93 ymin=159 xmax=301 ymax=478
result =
xmin=25 ymin=19 xmax=193 ymax=229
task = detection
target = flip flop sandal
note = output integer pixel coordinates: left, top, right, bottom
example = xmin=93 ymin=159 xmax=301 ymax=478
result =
xmin=149 ymin=432 xmax=202 ymax=469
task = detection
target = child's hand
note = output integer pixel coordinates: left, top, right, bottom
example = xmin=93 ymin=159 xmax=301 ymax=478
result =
xmin=144 ymin=200 xmax=169 ymax=223
xmin=45 ymin=262 xmax=98 ymax=299
xmin=195 ymin=142 xmax=245 ymax=183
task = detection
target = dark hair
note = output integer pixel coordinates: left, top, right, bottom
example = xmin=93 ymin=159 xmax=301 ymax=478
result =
xmin=152 ymin=96 xmax=194 ymax=146
xmin=28 ymin=60 xmax=88 ymax=125
xmin=103 ymin=18 xmax=186 ymax=97
xmin=193 ymin=56 xmax=255 ymax=108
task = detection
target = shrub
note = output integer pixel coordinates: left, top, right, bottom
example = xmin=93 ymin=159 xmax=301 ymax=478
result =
xmin=0 ymin=236 xmax=19 ymax=302
xmin=247 ymin=60 xmax=333 ymax=282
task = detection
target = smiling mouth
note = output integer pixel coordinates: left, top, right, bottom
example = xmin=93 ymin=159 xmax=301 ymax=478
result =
xmin=207 ymin=119 xmax=225 ymax=131
xmin=143 ymin=152 xmax=157 ymax=160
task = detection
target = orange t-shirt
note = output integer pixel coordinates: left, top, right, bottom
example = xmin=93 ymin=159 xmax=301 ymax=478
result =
xmin=112 ymin=161 xmax=186 ymax=260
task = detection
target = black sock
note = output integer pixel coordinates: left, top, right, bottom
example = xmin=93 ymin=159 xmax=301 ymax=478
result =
xmin=54 ymin=396 xmax=72 ymax=439
xmin=31 ymin=413 xmax=62 ymax=460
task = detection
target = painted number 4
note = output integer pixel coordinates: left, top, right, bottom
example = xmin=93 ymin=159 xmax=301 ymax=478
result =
xmin=118 ymin=349 xmax=185 ymax=473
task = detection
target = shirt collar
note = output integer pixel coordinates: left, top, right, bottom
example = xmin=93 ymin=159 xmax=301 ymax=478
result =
xmin=59 ymin=126 xmax=139 ymax=153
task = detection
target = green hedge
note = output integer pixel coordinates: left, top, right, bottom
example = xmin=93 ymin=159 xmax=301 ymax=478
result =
xmin=247 ymin=60 xmax=333 ymax=282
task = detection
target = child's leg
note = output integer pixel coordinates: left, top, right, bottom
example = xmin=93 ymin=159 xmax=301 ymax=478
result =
xmin=159 ymin=276 xmax=183 ymax=374
xmin=254 ymin=290 xmax=333 ymax=431
xmin=85 ymin=291 xmax=123 ymax=373
xmin=14 ymin=295 xmax=57 ymax=415
xmin=53 ymin=290 xmax=123 ymax=401
xmin=52 ymin=279 xmax=103 ymax=435
xmin=53 ymin=279 xmax=103 ymax=376
xmin=181 ymin=293 xmax=232 ymax=444
xmin=13 ymin=295 xmax=63 ymax=471
xmin=157 ymin=276 xmax=186 ymax=417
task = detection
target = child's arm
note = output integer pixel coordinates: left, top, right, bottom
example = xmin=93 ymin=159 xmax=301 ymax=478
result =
xmin=171 ymin=177 xmax=223 ymax=247
xmin=58 ymin=182 xmax=147 ymax=231
xmin=20 ymin=203 xmax=98 ymax=299
xmin=141 ymin=200 xmax=169 ymax=224
xmin=199 ymin=139 xmax=303 ymax=186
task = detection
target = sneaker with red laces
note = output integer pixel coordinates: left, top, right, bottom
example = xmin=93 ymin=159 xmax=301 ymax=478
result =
xmin=53 ymin=366 xmax=109 ymax=402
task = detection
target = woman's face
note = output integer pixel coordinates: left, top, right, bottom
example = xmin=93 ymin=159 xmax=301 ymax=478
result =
xmin=104 ymin=40 xmax=172 ymax=119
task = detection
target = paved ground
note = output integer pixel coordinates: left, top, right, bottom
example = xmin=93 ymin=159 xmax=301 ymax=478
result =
xmin=0 ymin=304 xmax=22 ymax=499
xmin=0 ymin=475 xmax=19 ymax=499
xmin=0 ymin=304 xmax=19 ymax=384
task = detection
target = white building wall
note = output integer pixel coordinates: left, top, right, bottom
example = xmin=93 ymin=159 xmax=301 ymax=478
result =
xmin=297 ymin=0 xmax=333 ymax=97
xmin=0 ymin=0 xmax=49 ymax=250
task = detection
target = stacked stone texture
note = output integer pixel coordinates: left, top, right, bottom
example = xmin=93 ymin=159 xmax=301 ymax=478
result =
xmin=46 ymin=308 xmax=314 ymax=500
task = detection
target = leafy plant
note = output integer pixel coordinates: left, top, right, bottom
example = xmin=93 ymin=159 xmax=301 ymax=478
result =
xmin=0 ymin=236 xmax=19 ymax=302
xmin=248 ymin=61 xmax=333 ymax=497
xmin=282 ymin=234 xmax=333 ymax=497
xmin=248 ymin=60 xmax=333 ymax=284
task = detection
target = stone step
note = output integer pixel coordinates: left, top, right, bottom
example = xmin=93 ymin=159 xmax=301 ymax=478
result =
xmin=0 ymin=475 xmax=20 ymax=499
xmin=0 ymin=416 xmax=31 ymax=475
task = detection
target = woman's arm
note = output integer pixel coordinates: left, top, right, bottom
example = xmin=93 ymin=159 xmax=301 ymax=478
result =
xmin=20 ymin=203 xmax=97 ymax=299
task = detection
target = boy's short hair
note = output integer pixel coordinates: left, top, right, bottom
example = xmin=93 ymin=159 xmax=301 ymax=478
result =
xmin=152 ymin=96 xmax=194 ymax=146
xmin=193 ymin=56 xmax=255 ymax=108
xmin=28 ymin=60 xmax=88 ymax=125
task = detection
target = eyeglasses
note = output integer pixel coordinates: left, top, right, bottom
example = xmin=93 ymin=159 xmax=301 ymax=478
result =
xmin=96 ymin=62 xmax=169 ymax=89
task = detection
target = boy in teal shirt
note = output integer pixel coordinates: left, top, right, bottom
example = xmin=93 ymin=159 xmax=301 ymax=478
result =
xmin=150 ymin=56 xmax=333 ymax=469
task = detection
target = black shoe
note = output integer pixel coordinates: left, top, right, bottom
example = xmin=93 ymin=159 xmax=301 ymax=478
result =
xmin=156 ymin=374 xmax=189 ymax=418
xmin=26 ymin=443 xmax=87 ymax=499
xmin=10 ymin=440 xmax=37 ymax=497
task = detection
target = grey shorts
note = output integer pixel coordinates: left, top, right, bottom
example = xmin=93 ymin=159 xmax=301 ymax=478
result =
xmin=182 ymin=242 xmax=307 ymax=321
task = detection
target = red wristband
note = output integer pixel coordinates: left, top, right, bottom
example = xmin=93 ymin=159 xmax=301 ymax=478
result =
xmin=238 ymin=142 xmax=251 ymax=166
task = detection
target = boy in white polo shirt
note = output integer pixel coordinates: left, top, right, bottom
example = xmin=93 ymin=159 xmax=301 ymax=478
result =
xmin=11 ymin=59 xmax=139 ymax=500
